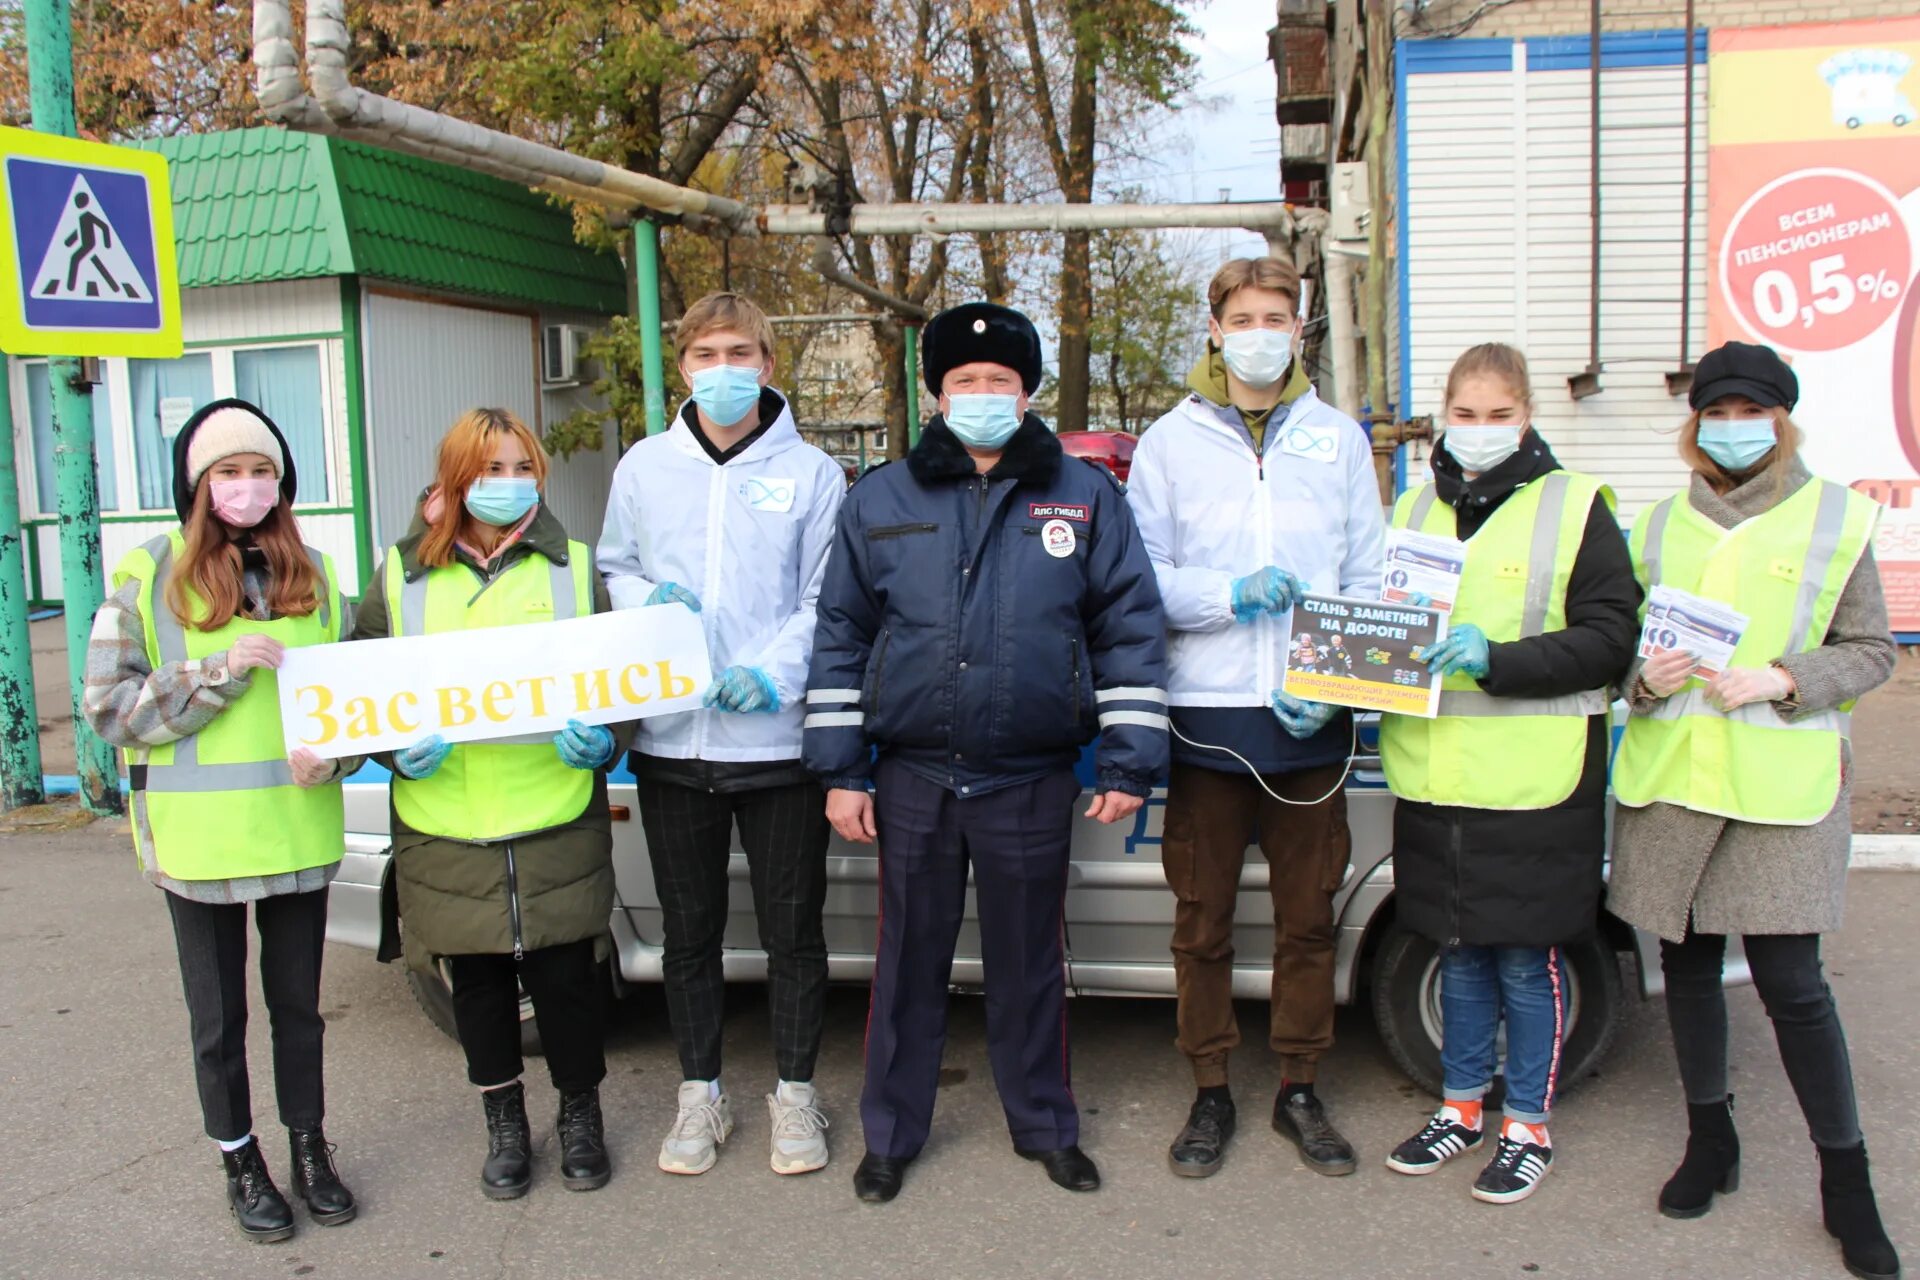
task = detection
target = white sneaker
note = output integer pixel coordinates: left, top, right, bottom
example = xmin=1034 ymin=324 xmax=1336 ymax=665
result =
xmin=659 ymin=1080 xmax=732 ymax=1175
xmin=767 ymin=1081 xmax=830 ymax=1175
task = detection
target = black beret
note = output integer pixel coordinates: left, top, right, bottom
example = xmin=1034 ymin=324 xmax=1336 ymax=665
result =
xmin=1689 ymin=340 xmax=1798 ymax=412
xmin=922 ymin=302 xmax=1044 ymax=394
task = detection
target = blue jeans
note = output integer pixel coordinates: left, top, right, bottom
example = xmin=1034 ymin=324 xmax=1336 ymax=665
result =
xmin=1440 ymin=944 xmax=1566 ymax=1125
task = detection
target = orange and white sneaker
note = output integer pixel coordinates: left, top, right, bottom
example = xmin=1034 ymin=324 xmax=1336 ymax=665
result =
xmin=1471 ymin=1120 xmax=1553 ymax=1204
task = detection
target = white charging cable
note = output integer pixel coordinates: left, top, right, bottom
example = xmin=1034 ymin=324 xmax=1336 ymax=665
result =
xmin=1169 ymin=714 xmax=1360 ymax=806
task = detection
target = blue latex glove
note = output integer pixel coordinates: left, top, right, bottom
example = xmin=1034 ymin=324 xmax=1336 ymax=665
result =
xmin=554 ymin=719 xmax=616 ymax=770
xmin=1406 ymin=591 xmax=1433 ymax=608
xmin=703 ymin=666 xmax=780 ymax=714
xmin=394 ymin=735 xmax=451 ymax=780
xmin=1229 ymin=566 xmax=1308 ymax=623
xmin=1270 ymin=691 xmax=1338 ymax=740
xmin=1417 ymin=624 xmax=1492 ymax=680
xmin=644 ymin=581 xmax=702 ymax=612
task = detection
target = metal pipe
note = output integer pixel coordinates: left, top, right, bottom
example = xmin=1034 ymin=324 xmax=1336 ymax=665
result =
xmin=904 ymin=326 xmax=922 ymax=447
xmin=635 ymin=222 xmax=668 ymax=435
xmin=0 ymin=363 xmax=45 ymax=810
xmin=1676 ymin=0 xmax=1697 ymax=382
xmin=24 ymin=0 xmax=121 ymax=816
xmin=1570 ymin=0 xmax=1604 ymax=399
xmin=768 ymin=313 xmax=888 ymax=325
xmin=1363 ymin=0 xmax=1392 ymax=418
xmin=765 ymin=202 xmax=1294 ymax=238
xmin=1322 ymin=239 xmax=1363 ymax=417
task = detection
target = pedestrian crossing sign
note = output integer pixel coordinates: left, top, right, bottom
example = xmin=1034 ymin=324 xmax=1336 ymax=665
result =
xmin=0 ymin=126 xmax=180 ymax=358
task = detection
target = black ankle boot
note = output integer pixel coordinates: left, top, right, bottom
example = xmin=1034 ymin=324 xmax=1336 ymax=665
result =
xmin=1819 ymin=1142 xmax=1902 ymax=1280
xmin=555 ymin=1087 xmax=612 ymax=1192
xmin=288 ymin=1127 xmax=357 ymax=1225
xmin=481 ymin=1082 xmax=533 ymax=1200
xmin=1659 ymin=1095 xmax=1740 ymax=1219
xmin=222 ymin=1137 xmax=295 ymax=1243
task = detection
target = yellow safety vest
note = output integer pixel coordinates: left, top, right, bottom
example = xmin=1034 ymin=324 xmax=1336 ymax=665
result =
xmin=383 ymin=540 xmax=597 ymax=841
xmin=1611 ymin=478 xmax=1879 ymax=826
xmin=114 ymin=531 xmax=345 ymax=881
xmin=1379 ymin=471 xmax=1616 ymax=810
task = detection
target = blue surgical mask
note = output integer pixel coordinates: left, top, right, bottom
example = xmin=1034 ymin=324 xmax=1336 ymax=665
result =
xmin=1443 ymin=424 xmax=1523 ymax=473
xmin=944 ymin=393 xmax=1024 ymax=449
xmin=464 ymin=476 xmax=539 ymax=527
xmin=1219 ymin=327 xmax=1294 ymax=388
xmin=1697 ymin=417 xmax=1777 ymax=473
xmin=690 ymin=363 xmax=764 ymax=427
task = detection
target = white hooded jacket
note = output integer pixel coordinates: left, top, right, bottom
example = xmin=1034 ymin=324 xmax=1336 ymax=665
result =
xmin=597 ymin=392 xmax=845 ymax=761
xmin=1126 ymin=385 xmax=1386 ymax=706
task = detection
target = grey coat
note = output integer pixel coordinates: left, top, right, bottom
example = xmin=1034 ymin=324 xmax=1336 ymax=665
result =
xmin=1606 ymin=461 xmax=1897 ymax=942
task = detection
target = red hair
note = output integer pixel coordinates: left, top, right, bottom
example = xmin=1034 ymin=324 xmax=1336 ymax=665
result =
xmin=417 ymin=408 xmax=549 ymax=569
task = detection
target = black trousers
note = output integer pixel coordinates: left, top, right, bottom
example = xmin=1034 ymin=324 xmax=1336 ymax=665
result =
xmin=164 ymin=887 xmax=329 ymax=1143
xmin=637 ymin=775 xmax=831 ymax=1082
xmin=1661 ymin=929 xmax=1863 ymax=1149
xmin=862 ymin=758 xmax=1081 ymax=1159
xmin=448 ymin=937 xmax=607 ymax=1093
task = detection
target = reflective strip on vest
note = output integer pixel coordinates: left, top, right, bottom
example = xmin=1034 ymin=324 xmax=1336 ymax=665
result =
xmin=1379 ymin=471 xmax=1613 ymax=811
xmin=1614 ymin=479 xmax=1878 ymax=826
xmin=119 ymin=530 xmax=345 ymax=878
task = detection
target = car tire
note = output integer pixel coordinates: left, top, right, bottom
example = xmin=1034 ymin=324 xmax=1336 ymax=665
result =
xmin=407 ymin=961 xmax=543 ymax=1058
xmin=1370 ymin=922 xmax=1624 ymax=1101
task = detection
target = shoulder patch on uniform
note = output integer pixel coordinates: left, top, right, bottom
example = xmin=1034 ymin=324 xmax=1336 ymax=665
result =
xmin=1071 ymin=456 xmax=1124 ymax=490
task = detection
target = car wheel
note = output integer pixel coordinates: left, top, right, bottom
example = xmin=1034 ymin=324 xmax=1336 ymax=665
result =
xmin=407 ymin=960 xmax=543 ymax=1058
xmin=1370 ymin=922 xmax=1624 ymax=1100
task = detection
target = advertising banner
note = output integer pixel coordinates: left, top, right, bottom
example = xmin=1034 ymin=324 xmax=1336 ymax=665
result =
xmin=1283 ymin=594 xmax=1447 ymax=717
xmin=278 ymin=607 xmax=712 ymax=759
xmin=1707 ymin=18 xmax=1920 ymax=631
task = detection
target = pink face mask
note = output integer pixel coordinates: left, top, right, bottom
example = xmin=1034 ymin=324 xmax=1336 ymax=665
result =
xmin=208 ymin=477 xmax=280 ymax=528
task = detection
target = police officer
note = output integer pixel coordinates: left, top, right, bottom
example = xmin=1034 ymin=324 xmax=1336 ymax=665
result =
xmin=806 ymin=302 xmax=1169 ymax=1203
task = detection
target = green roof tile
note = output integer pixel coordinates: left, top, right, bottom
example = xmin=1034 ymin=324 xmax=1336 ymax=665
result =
xmin=132 ymin=129 xmax=623 ymax=313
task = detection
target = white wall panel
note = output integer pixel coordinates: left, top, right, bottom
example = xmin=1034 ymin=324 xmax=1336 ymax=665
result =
xmin=181 ymin=279 xmax=343 ymax=344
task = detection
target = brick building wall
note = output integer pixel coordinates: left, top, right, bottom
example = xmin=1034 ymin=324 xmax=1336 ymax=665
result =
xmin=1404 ymin=0 xmax=1914 ymax=41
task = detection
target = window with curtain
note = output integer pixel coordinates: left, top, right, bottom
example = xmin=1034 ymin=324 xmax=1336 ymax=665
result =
xmin=234 ymin=346 xmax=330 ymax=504
xmin=128 ymin=352 xmax=215 ymax=511
xmin=24 ymin=362 xmax=118 ymax=515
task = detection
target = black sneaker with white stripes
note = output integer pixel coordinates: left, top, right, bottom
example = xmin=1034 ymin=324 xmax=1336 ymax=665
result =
xmin=1386 ymin=1107 xmax=1484 ymax=1176
xmin=1472 ymin=1126 xmax=1554 ymax=1204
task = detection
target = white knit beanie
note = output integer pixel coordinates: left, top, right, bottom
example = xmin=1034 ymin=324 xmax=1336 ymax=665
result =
xmin=185 ymin=405 xmax=285 ymax=489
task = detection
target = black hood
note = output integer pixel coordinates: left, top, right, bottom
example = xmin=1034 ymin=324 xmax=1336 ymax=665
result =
xmin=908 ymin=414 xmax=1062 ymax=486
xmin=169 ymin=397 xmax=299 ymax=523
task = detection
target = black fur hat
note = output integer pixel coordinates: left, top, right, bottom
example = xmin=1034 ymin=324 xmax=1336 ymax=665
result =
xmin=922 ymin=302 xmax=1044 ymax=394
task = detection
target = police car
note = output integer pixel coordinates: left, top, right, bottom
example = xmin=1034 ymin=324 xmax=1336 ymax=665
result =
xmin=326 ymin=715 xmax=1745 ymax=1096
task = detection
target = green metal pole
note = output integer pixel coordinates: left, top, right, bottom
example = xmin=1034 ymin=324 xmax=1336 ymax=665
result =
xmin=903 ymin=324 xmax=922 ymax=448
xmin=635 ymin=220 xmax=667 ymax=436
xmin=26 ymin=0 xmax=121 ymax=815
xmin=0 ymin=362 xmax=46 ymax=810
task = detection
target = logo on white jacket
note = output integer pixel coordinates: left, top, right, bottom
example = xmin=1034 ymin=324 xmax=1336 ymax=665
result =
xmin=740 ymin=477 xmax=796 ymax=512
xmin=1041 ymin=519 xmax=1077 ymax=558
xmin=1280 ymin=424 xmax=1339 ymax=462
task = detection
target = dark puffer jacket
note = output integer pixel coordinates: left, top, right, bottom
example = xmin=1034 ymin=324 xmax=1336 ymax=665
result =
xmin=1391 ymin=435 xmax=1641 ymax=948
xmin=805 ymin=416 xmax=1168 ymax=798
xmin=350 ymin=503 xmax=621 ymax=969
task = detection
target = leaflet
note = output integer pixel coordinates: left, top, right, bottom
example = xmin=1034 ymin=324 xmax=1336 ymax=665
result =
xmin=1638 ymin=585 xmax=1750 ymax=680
xmin=1381 ymin=528 xmax=1466 ymax=612
xmin=1283 ymin=593 xmax=1448 ymax=718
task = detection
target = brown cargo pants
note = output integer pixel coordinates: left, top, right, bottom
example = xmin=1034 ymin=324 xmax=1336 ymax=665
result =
xmin=1161 ymin=761 xmax=1351 ymax=1087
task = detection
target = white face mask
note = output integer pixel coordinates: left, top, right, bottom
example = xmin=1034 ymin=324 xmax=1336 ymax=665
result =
xmin=1443 ymin=424 xmax=1524 ymax=474
xmin=1219 ymin=328 xmax=1294 ymax=388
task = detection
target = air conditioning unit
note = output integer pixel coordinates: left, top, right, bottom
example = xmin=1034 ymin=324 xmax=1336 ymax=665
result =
xmin=542 ymin=324 xmax=595 ymax=385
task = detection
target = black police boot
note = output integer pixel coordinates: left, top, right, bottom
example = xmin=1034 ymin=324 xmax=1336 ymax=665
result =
xmin=1659 ymin=1096 xmax=1739 ymax=1219
xmin=1015 ymin=1144 xmax=1102 ymax=1192
xmin=556 ymin=1087 xmax=612 ymax=1192
xmin=222 ymin=1137 xmax=295 ymax=1243
xmin=853 ymin=1152 xmax=911 ymax=1203
xmin=1272 ymin=1087 xmax=1356 ymax=1176
xmin=288 ymin=1127 xmax=357 ymax=1225
xmin=1819 ymin=1142 xmax=1902 ymax=1280
xmin=1168 ymin=1092 xmax=1237 ymax=1178
xmin=480 ymin=1082 xmax=533 ymax=1200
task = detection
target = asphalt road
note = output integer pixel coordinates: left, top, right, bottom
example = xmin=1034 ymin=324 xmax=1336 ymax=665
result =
xmin=1 ymin=824 xmax=1915 ymax=1280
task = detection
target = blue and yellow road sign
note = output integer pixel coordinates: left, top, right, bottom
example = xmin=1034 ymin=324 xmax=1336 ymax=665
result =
xmin=0 ymin=127 xmax=180 ymax=358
